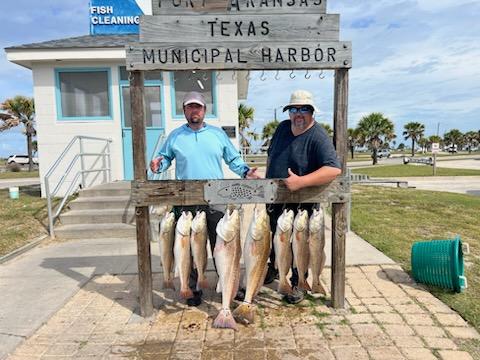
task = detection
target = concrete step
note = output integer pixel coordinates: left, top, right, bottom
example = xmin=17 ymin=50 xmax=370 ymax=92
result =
xmin=68 ymin=196 xmax=133 ymax=210
xmin=79 ymin=181 xmax=131 ymax=197
xmin=54 ymin=223 xmax=136 ymax=239
xmin=59 ymin=209 xmax=136 ymax=225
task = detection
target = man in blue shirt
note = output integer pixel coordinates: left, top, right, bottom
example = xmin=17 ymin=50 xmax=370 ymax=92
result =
xmin=265 ymin=90 xmax=342 ymax=304
xmin=150 ymin=91 xmax=259 ymax=306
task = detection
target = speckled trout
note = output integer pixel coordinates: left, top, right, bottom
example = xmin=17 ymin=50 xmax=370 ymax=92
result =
xmin=292 ymin=209 xmax=311 ymax=291
xmin=159 ymin=211 xmax=176 ymax=290
xmin=174 ymin=211 xmax=193 ymax=299
xmin=233 ymin=207 xmax=271 ymax=325
xmin=309 ymin=208 xmax=327 ymax=294
xmin=213 ymin=209 xmax=241 ymax=329
xmin=273 ymin=209 xmax=295 ymax=295
xmin=190 ymin=211 xmax=209 ymax=290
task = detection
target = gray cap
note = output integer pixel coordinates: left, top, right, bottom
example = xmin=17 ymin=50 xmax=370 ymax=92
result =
xmin=183 ymin=91 xmax=206 ymax=107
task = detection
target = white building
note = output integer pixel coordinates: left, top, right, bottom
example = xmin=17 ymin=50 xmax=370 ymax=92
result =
xmin=6 ymin=32 xmax=248 ymax=197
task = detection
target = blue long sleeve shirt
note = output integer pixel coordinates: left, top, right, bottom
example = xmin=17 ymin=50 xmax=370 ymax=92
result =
xmin=157 ymin=123 xmax=249 ymax=180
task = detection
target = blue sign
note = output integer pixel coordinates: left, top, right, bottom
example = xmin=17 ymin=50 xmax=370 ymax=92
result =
xmin=89 ymin=0 xmax=151 ymax=35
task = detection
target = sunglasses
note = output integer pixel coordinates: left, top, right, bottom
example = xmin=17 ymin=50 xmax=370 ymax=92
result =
xmin=288 ymin=106 xmax=313 ymax=114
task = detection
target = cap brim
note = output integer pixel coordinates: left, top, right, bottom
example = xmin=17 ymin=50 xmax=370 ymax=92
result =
xmin=183 ymin=100 xmax=205 ymax=106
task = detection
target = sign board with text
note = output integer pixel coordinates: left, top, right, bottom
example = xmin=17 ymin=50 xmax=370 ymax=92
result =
xmin=432 ymin=142 xmax=440 ymax=154
xmin=140 ymin=14 xmax=339 ymax=43
xmin=127 ymin=41 xmax=351 ymax=70
xmin=152 ymin=0 xmax=327 ymax=15
xmin=90 ymin=0 xmax=152 ymax=35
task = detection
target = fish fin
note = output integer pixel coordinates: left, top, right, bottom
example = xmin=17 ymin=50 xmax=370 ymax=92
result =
xmin=277 ymin=280 xmax=292 ymax=295
xmin=233 ymin=303 xmax=256 ymax=325
xmin=213 ymin=309 xmax=237 ymax=330
xmin=180 ymin=288 xmax=194 ymax=299
xmin=311 ymin=281 xmax=327 ymax=295
xmin=163 ymin=279 xmax=175 ymax=290
xmin=298 ymin=279 xmax=312 ymax=292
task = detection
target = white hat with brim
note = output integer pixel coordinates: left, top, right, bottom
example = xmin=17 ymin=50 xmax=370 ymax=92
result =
xmin=282 ymin=89 xmax=318 ymax=112
xmin=183 ymin=91 xmax=206 ymax=107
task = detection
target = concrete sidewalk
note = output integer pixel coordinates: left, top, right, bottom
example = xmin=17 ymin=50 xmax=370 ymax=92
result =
xmin=0 ymin=213 xmax=393 ymax=360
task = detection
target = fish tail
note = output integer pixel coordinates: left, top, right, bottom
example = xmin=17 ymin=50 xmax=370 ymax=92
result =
xmin=298 ymin=278 xmax=312 ymax=292
xmin=162 ymin=279 xmax=175 ymax=290
xmin=180 ymin=288 xmax=194 ymax=299
xmin=311 ymin=280 xmax=327 ymax=295
xmin=197 ymin=275 xmax=209 ymax=290
xmin=256 ymin=186 xmax=265 ymax=197
xmin=213 ymin=309 xmax=237 ymax=330
xmin=232 ymin=303 xmax=256 ymax=325
xmin=277 ymin=280 xmax=292 ymax=295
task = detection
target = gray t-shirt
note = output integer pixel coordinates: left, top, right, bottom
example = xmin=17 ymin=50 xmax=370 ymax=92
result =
xmin=266 ymin=120 xmax=341 ymax=179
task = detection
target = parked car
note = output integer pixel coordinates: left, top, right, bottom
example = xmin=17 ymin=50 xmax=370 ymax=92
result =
xmin=377 ymin=149 xmax=391 ymax=158
xmin=6 ymin=154 xmax=39 ymax=165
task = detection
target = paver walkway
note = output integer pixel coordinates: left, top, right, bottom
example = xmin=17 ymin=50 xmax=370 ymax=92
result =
xmin=7 ymin=265 xmax=480 ymax=360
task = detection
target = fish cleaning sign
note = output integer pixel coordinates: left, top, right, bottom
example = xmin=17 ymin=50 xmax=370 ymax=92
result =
xmin=89 ymin=0 xmax=152 ymax=35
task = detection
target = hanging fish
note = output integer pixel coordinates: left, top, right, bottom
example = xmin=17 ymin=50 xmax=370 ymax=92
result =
xmin=273 ymin=209 xmax=295 ymax=295
xmin=213 ymin=209 xmax=241 ymax=330
xmin=233 ymin=206 xmax=271 ymax=325
xmin=309 ymin=207 xmax=327 ymax=294
xmin=174 ymin=211 xmax=193 ymax=299
xmin=159 ymin=211 xmax=176 ymax=290
xmin=190 ymin=211 xmax=209 ymax=290
xmin=292 ymin=209 xmax=310 ymax=291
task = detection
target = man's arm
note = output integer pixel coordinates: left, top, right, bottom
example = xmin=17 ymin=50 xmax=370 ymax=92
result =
xmin=284 ymin=166 xmax=341 ymax=192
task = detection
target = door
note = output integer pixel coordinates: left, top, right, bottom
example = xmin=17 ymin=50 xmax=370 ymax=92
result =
xmin=121 ymin=84 xmax=164 ymax=180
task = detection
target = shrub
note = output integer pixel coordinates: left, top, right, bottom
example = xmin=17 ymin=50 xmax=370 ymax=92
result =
xmin=7 ymin=163 xmax=21 ymax=172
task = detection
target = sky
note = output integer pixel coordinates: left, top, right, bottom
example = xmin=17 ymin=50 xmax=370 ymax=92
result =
xmin=0 ymin=0 xmax=479 ymax=157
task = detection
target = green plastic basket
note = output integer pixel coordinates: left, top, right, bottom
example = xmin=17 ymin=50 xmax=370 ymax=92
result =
xmin=411 ymin=236 xmax=468 ymax=293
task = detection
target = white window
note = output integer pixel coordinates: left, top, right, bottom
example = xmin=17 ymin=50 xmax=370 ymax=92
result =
xmin=172 ymin=71 xmax=216 ymax=117
xmin=56 ymin=69 xmax=111 ymax=119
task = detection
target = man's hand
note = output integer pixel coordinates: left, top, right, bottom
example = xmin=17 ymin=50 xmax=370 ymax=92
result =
xmin=149 ymin=156 xmax=163 ymax=173
xmin=284 ymin=168 xmax=305 ymax=191
xmin=245 ymin=167 xmax=261 ymax=179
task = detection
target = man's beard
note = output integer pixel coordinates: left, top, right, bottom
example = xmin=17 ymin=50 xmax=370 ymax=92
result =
xmin=293 ymin=117 xmax=308 ymax=130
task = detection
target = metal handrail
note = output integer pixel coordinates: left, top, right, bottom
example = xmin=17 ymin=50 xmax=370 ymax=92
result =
xmin=45 ymin=136 xmax=112 ymax=238
xmin=148 ymin=134 xmax=170 ymax=181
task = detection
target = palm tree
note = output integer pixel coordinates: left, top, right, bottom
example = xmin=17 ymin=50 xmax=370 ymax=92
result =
xmin=261 ymin=120 xmax=279 ymax=149
xmin=443 ymin=129 xmax=463 ymax=152
xmin=0 ymin=96 xmax=36 ymax=171
xmin=347 ymin=128 xmax=361 ymax=159
xmin=238 ymin=103 xmax=255 ymax=154
xmin=356 ymin=112 xmax=395 ymax=165
xmin=463 ymin=131 xmax=479 ymax=153
xmin=403 ymin=122 xmax=425 ymax=157
xmin=319 ymin=123 xmax=333 ymax=137
xmin=418 ymin=137 xmax=428 ymax=153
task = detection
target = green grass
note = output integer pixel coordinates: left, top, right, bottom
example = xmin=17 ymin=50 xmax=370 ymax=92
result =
xmin=351 ymin=165 xmax=480 ymax=177
xmin=0 ymin=170 xmax=39 ymax=179
xmin=0 ymin=187 xmax=48 ymax=257
xmin=351 ymin=185 xmax=480 ymax=331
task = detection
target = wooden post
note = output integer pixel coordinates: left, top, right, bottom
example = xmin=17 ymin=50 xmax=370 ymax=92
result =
xmin=129 ymin=70 xmax=154 ymax=317
xmin=332 ymin=68 xmax=349 ymax=308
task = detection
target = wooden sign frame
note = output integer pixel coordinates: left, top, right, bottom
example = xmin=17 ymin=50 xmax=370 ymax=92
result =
xmin=128 ymin=6 xmax=350 ymax=318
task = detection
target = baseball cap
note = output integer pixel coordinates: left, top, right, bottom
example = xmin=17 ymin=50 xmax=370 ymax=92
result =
xmin=183 ymin=91 xmax=206 ymax=107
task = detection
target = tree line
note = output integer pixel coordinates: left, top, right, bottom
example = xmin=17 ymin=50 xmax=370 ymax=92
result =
xmin=238 ymin=106 xmax=480 ymax=165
